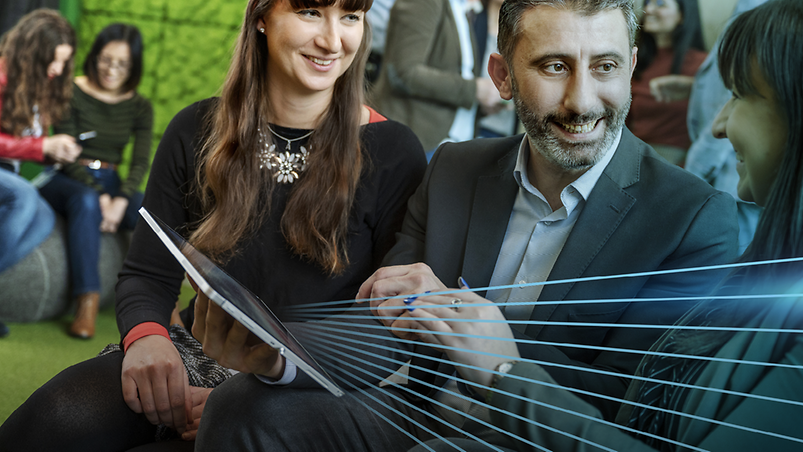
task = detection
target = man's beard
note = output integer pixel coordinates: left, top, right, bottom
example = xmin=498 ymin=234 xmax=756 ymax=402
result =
xmin=511 ymin=75 xmax=631 ymax=171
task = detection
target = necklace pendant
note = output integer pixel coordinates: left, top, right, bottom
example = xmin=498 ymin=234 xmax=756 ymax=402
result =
xmin=258 ymin=143 xmax=277 ymax=170
xmin=258 ymin=126 xmax=313 ymax=184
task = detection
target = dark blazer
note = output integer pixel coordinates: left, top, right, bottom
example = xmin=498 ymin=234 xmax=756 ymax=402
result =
xmin=384 ymin=129 xmax=739 ymax=421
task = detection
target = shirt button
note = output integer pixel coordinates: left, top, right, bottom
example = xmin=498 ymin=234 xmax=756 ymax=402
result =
xmin=543 ymin=221 xmax=552 ymax=225
xmin=519 ymin=280 xmax=526 ymax=285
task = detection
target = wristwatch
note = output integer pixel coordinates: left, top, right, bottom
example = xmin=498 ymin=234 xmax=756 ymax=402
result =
xmin=486 ymin=360 xmax=519 ymax=404
xmin=491 ymin=360 xmax=520 ymax=389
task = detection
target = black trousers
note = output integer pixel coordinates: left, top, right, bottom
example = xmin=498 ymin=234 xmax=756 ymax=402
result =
xmin=194 ymin=372 xmax=467 ymax=451
xmin=0 ymin=350 xmax=467 ymax=452
xmin=0 ymin=351 xmax=192 ymax=452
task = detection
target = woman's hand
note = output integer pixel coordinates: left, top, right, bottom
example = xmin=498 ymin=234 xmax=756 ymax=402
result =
xmin=181 ymin=386 xmax=213 ymax=441
xmin=42 ymin=134 xmax=81 ymax=164
xmin=98 ymin=194 xmax=129 ymax=233
xmin=121 ymin=335 xmax=193 ymax=435
xmin=356 ymin=263 xmax=447 ymax=333
xmin=192 ymin=283 xmax=285 ymax=378
xmin=649 ymin=74 xmax=695 ymax=103
xmin=476 ymin=78 xmax=505 ymax=115
xmin=406 ymin=290 xmax=521 ymax=397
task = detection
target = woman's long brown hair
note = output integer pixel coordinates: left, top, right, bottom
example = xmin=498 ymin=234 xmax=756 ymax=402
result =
xmin=191 ymin=0 xmax=373 ymax=275
xmin=0 ymin=9 xmax=75 ymax=135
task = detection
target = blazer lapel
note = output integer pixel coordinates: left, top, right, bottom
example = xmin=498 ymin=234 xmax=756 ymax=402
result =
xmin=526 ymin=130 xmax=642 ymax=337
xmin=462 ymin=145 xmax=519 ymax=292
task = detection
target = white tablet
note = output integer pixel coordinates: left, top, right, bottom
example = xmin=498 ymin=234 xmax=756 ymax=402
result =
xmin=139 ymin=207 xmax=344 ymax=397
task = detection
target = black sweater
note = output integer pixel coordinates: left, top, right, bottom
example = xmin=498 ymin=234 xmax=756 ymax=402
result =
xmin=116 ymin=98 xmax=426 ymax=343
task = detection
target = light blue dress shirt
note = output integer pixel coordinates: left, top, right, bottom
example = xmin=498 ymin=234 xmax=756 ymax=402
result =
xmin=485 ymin=131 xmax=621 ymax=331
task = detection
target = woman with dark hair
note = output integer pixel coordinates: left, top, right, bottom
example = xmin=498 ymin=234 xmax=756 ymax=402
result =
xmin=404 ymin=1 xmax=803 ymax=450
xmin=38 ymin=23 xmax=153 ymax=339
xmin=0 ymin=9 xmax=79 ymax=336
xmin=626 ymin=0 xmax=707 ymax=165
xmin=0 ymin=0 xmax=425 ymax=449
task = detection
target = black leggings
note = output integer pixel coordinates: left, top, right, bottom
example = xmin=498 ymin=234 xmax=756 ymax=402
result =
xmin=0 ymin=351 xmax=192 ymax=452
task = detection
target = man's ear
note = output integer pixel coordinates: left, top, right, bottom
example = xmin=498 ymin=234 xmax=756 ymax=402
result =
xmin=488 ymin=53 xmax=513 ymax=101
xmin=629 ymin=46 xmax=638 ymax=78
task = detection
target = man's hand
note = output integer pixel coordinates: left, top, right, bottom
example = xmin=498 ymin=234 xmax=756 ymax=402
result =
xmin=192 ymin=283 xmax=285 ymax=378
xmin=406 ymin=290 xmax=520 ymax=397
xmin=42 ymin=134 xmax=81 ymax=164
xmin=99 ymin=194 xmax=129 ymax=233
xmin=356 ymin=263 xmax=447 ymax=329
xmin=121 ymin=335 xmax=193 ymax=434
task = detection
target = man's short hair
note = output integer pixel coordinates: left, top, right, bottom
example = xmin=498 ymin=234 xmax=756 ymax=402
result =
xmin=497 ymin=0 xmax=638 ymax=63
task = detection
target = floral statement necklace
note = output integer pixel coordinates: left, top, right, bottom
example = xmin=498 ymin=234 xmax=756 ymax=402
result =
xmin=257 ymin=125 xmax=313 ymax=184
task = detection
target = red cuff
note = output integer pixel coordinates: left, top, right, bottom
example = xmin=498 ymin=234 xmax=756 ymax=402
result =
xmin=123 ymin=322 xmax=170 ymax=353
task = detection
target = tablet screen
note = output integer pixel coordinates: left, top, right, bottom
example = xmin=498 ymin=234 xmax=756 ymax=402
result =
xmin=139 ymin=207 xmax=344 ymax=396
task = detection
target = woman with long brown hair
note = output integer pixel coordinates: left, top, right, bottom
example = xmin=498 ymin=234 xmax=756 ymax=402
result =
xmin=0 ymin=9 xmax=79 ymax=337
xmin=0 ymin=0 xmax=426 ymax=449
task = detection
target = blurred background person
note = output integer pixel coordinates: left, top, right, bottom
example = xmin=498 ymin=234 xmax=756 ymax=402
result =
xmin=473 ymin=0 xmax=516 ymax=139
xmin=38 ymin=23 xmax=153 ymax=339
xmin=0 ymin=9 xmax=79 ymax=338
xmin=0 ymin=0 xmax=60 ymax=36
xmin=370 ymin=0 xmax=503 ymax=158
xmin=364 ymin=0 xmax=396 ymax=84
xmin=626 ymin=0 xmax=707 ymax=166
xmin=685 ymin=0 xmax=768 ymax=255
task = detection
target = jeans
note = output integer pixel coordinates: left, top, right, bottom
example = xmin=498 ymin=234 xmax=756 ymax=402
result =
xmin=0 ymin=168 xmax=55 ymax=273
xmin=38 ymin=168 xmax=143 ymax=295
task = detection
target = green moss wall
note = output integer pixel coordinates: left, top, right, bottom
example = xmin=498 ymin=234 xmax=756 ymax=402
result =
xmin=28 ymin=0 xmax=247 ymax=186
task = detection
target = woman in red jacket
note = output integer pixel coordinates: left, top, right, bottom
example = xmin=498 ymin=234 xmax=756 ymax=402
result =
xmin=0 ymin=9 xmax=79 ymax=337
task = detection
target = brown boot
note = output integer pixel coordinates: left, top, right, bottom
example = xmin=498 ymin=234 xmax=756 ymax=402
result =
xmin=69 ymin=292 xmax=100 ymax=339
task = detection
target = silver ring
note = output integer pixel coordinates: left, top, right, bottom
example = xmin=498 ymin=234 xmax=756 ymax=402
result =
xmin=450 ymin=298 xmax=463 ymax=312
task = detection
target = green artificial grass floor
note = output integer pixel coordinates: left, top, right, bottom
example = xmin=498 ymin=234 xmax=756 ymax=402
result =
xmin=0 ymin=307 xmax=120 ymax=423
xmin=0 ymin=282 xmax=195 ymax=424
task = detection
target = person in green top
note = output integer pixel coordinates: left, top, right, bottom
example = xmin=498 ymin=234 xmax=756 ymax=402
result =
xmin=40 ymin=23 xmax=153 ymax=339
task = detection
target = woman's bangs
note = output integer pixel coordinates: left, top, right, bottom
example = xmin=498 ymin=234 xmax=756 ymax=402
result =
xmin=288 ymin=0 xmax=372 ymax=12
xmin=718 ymin=20 xmax=758 ymax=98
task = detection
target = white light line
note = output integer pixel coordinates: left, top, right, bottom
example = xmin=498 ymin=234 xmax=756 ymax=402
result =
xmin=305 ymin=326 xmax=803 ymax=446
xmin=304 ymin=332 xmax=701 ymax=451
xmin=305 ymin=319 xmax=803 ymax=371
xmin=290 ymin=256 xmax=803 ymax=309
xmin=305 ymin=322 xmax=803 ymax=410
xmin=288 ymin=292 xmax=801 ymax=315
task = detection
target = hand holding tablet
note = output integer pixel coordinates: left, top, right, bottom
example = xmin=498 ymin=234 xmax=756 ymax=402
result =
xmin=192 ymin=285 xmax=285 ymax=377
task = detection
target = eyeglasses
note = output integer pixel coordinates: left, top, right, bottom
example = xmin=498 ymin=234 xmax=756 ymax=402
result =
xmin=98 ymin=55 xmax=131 ymax=72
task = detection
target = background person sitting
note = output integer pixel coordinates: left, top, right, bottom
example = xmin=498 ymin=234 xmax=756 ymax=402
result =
xmin=0 ymin=9 xmax=80 ymax=337
xmin=39 ymin=23 xmax=153 ymax=339
xmin=626 ymin=0 xmax=706 ymax=166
